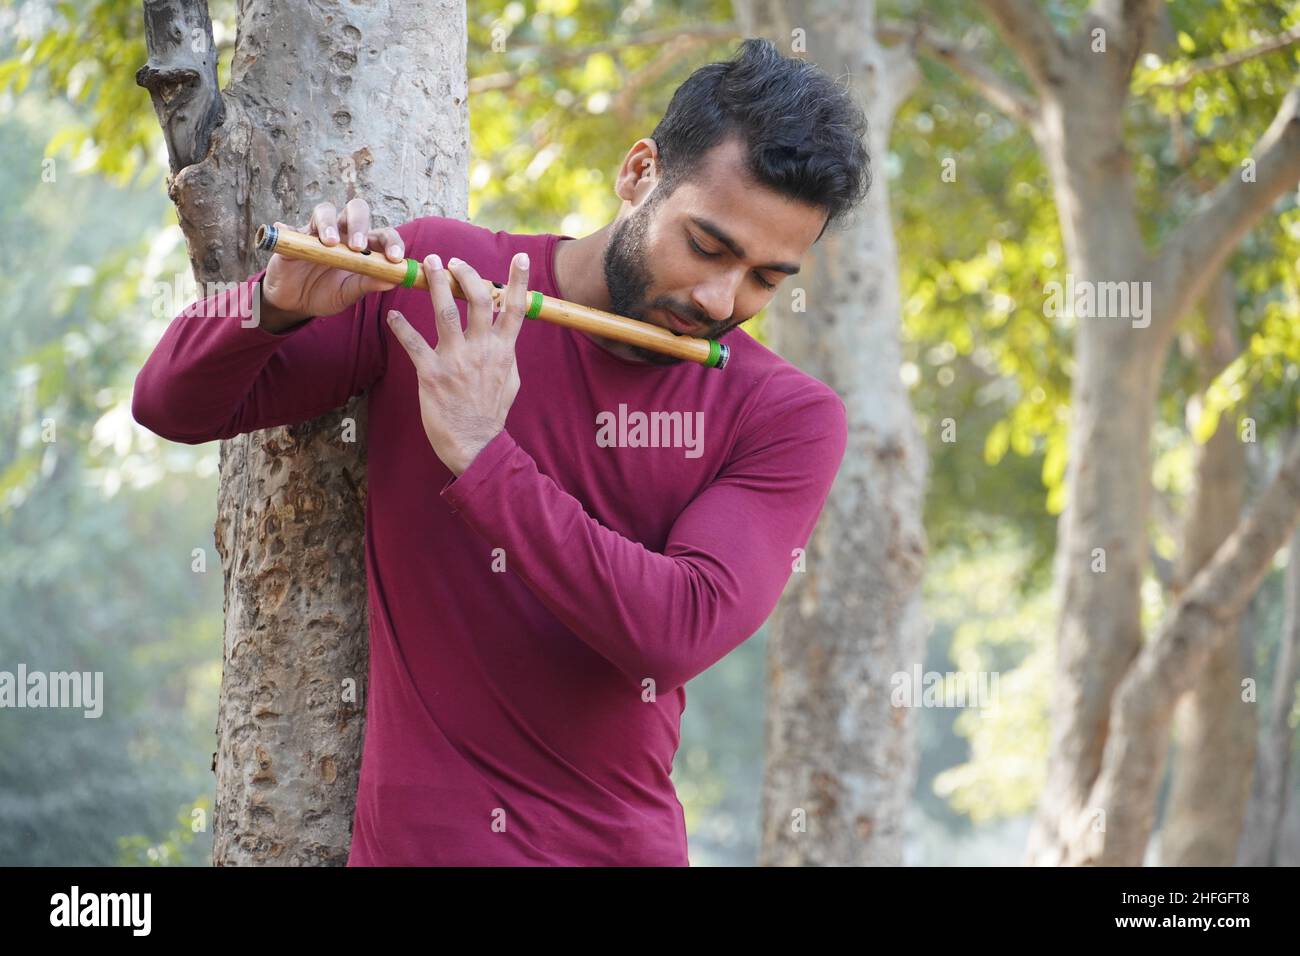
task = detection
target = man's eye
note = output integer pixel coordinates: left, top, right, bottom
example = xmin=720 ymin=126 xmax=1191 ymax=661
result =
xmin=690 ymin=234 xmax=775 ymax=289
xmin=688 ymin=236 xmax=720 ymax=258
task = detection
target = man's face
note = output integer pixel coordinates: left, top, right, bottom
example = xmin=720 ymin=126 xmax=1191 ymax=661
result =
xmin=600 ymin=137 xmax=828 ymax=365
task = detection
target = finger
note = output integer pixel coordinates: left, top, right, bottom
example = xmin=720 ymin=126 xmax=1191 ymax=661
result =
xmin=341 ymin=197 xmax=371 ymax=251
xmin=274 ymin=220 xmax=306 ymax=248
xmin=385 ymin=310 xmax=437 ymax=371
xmin=271 ymin=221 xmax=301 ymax=269
xmin=424 ymin=255 xmax=464 ymax=354
xmin=495 ymin=252 xmax=530 ymax=345
xmin=367 ymin=227 xmax=404 ymax=262
xmin=310 ymin=202 xmax=340 ymax=244
xmin=446 ymin=257 xmax=493 ymax=339
xmin=348 ymin=272 xmax=399 ymax=297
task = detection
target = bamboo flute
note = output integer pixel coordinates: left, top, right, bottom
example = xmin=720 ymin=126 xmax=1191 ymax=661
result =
xmin=255 ymin=223 xmax=729 ymax=369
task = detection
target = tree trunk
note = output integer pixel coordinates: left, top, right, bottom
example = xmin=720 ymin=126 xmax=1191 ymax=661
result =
xmin=1159 ymin=271 xmax=1254 ymax=865
xmin=137 ymin=0 xmax=468 ymax=864
xmin=1065 ymin=434 xmax=1300 ymax=864
xmin=1238 ymin=508 xmax=1300 ymax=864
xmin=1026 ymin=62 xmax=1160 ymax=866
xmin=956 ymin=0 xmax=1300 ymax=866
xmin=737 ymin=0 xmax=928 ymax=866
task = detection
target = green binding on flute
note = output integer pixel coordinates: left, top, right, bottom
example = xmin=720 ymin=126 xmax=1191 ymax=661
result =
xmin=402 ymin=258 xmax=420 ymax=288
xmin=516 ymin=291 xmax=724 ymax=367
xmin=525 ymin=291 xmax=543 ymax=319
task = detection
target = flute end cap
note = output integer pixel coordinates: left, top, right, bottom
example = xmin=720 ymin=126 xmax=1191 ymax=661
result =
xmin=255 ymin=223 xmax=277 ymax=251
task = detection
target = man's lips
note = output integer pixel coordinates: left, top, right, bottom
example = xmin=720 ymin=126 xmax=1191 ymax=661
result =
xmin=661 ymin=308 xmax=703 ymax=334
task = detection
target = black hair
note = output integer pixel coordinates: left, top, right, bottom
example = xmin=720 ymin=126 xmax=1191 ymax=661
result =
xmin=648 ymin=37 xmax=871 ymax=237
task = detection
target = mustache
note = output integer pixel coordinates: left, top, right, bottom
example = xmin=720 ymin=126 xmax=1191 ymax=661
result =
xmin=652 ymin=299 xmax=731 ymax=336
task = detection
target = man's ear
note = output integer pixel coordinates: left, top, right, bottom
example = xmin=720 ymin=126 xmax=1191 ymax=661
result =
xmin=616 ymin=139 xmax=660 ymax=202
xmin=637 ymin=147 xmax=658 ymax=183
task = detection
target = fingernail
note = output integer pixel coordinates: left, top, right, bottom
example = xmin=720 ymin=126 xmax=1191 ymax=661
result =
xmin=448 ymin=257 xmax=462 ymax=268
xmin=325 ymin=227 xmax=338 ymax=241
xmin=386 ymin=311 xmax=397 ymax=324
xmin=352 ymin=232 xmax=365 ymax=248
xmin=388 ymin=245 xmax=402 ymax=258
xmin=515 ymin=252 xmax=529 ymax=270
xmin=426 ymin=254 xmax=442 ymax=270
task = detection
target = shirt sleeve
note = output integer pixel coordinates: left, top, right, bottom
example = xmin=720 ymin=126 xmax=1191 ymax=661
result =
xmin=130 ymin=220 xmax=423 ymax=444
xmin=439 ymin=382 xmax=849 ymax=692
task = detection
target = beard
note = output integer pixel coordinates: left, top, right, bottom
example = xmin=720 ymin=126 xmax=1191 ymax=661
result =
xmin=601 ymin=195 xmax=736 ymax=366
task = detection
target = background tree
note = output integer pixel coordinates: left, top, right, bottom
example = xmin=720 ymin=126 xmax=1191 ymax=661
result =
xmin=1239 ymin=520 xmax=1300 ymax=864
xmin=884 ymin=0 xmax=1300 ymax=864
xmin=737 ymin=0 xmax=928 ymax=866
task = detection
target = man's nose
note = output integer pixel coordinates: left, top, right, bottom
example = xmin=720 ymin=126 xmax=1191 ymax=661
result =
xmin=690 ymin=271 xmax=742 ymax=323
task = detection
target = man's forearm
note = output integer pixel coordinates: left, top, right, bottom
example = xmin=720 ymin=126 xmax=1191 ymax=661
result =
xmin=438 ymin=430 xmax=813 ymax=692
xmin=256 ymin=279 xmax=314 ymax=334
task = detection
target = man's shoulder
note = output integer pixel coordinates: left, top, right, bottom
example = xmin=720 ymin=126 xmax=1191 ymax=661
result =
xmin=394 ymin=215 xmax=553 ymax=283
xmin=726 ymin=328 xmax=846 ymax=426
xmin=397 ymin=215 xmax=540 ymax=253
xmin=390 ymin=214 xmax=481 ymax=253
xmin=719 ymin=329 xmax=848 ymax=472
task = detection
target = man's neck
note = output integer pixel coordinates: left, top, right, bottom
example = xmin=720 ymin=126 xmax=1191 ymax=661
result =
xmin=550 ymin=221 xmax=663 ymax=365
xmin=551 ymin=223 xmax=614 ymax=313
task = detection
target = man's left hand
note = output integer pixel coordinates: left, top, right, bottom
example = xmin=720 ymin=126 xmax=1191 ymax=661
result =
xmin=387 ymin=251 xmax=530 ymax=476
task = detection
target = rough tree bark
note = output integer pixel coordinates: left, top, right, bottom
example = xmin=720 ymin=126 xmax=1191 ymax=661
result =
xmin=1158 ymin=271 xmax=1254 ymax=865
xmin=137 ymin=0 xmax=468 ymax=864
xmin=737 ymin=0 xmax=928 ymax=865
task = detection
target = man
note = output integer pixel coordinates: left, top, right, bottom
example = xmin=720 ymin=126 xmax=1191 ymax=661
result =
xmin=133 ymin=38 xmax=868 ymax=865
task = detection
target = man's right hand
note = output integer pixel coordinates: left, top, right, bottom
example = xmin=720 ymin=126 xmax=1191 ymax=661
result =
xmin=259 ymin=198 xmax=406 ymax=333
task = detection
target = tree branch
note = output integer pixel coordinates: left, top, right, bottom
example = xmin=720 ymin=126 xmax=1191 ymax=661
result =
xmin=1149 ymin=544 xmax=1176 ymax=592
xmin=1153 ymin=84 xmax=1300 ymax=341
xmin=976 ymin=0 xmax=1070 ymax=91
xmin=1081 ymin=0 xmax=1163 ymax=78
xmin=135 ymin=0 xmax=225 ymax=174
xmin=877 ymin=19 xmax=1037 ymax=125
xmin=1074 ymin=433 xmax=1300 ymax=864
xmin=611 ymin=31 xmax=721 ymax=122
xmin=879 ymin=34 xmax=922 ymax=120
xmin=1152 ymin=25 xmax=1300 ymax=92
xmin=1237 ymin=518 xmax=1300 ymax=864
xmin=470 ymin=24 xmax=741 ymax=95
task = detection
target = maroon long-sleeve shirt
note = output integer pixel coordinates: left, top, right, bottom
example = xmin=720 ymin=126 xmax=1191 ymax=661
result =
xmin=132 ymin=215 xmax=848 ymax=866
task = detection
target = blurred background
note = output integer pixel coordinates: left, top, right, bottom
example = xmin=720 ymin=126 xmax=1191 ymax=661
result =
xmin=1 ymin=0 xmax=1297 ymax=866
